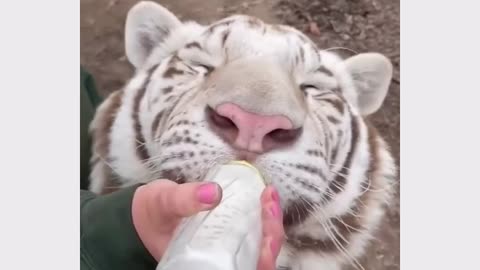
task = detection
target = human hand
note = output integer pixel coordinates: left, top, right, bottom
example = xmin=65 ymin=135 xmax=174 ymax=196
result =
xmin=131 ymin=179 xmax=285 ymax=269
xmin=256 ymin=185 xmax=285 ymax=270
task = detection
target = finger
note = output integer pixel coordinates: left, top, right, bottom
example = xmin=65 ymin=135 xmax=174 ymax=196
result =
xmin=261 ymin=200 xmax=285 ymax=257
xmin=149 ymin=179 xmax=223 ymax=220
xmin=257 ymin=201 xmax=284 ymax=270
xmin=260 ymin=186 xmax=284 ymax=241
xmin=260 ymin=185 xmax=280 ymax=205
xmin=256 ymin=236 xmax=277 ymax=270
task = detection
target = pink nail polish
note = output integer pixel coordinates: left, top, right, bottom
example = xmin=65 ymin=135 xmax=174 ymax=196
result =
xmin=197 ymin=183 xmax=218 ymax=204
xmin=271 ymin=188 xmax=280 ymax=202
xmin=269 ymin=203 xmax=280 ymax=218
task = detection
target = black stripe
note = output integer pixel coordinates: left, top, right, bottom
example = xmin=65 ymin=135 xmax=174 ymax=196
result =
xmin=316 ymin=66 xmax=334 ymax=77
xmin=221 ymin=29 xmax=230 ymax=46
xmin=283 ymin=197 xmax=314 ymax=228
xmin=152 ymin=90 xmax=189 ymax=139
xmin=151 ymin=110 xmax=164 ymax=140
xmin=163 ymin=67 xmax=184 ymax=78
xmin=326 ymin=115 xmax=340 ymax=124
xmin=321 ymin=98 xmax=345 ymax=115
xmin=162 ymin=87 xmax=173 ymax=94
xmin=328 ymin=114 xmax=360 ymax=195
xmin=294 ymin=164 xmax=327 ymax=181
xmin=185 ymin=42 xmax=202 ymax=49
xmin=132 ymin=65 xmax=158 ymax=161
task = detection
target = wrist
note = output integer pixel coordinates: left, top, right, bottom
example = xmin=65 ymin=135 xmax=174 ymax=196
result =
xmin=81 ymin=186 xmax=157 ymax=269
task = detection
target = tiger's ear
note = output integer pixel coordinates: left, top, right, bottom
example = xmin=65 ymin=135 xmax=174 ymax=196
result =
xmin=125 ymin=1 xmax=181 ymax=68
xmin=344 ymin=53 xmax=393 ymax=115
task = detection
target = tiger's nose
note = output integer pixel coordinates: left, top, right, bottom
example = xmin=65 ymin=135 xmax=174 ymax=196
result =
xmin=207 ymin=103 xmax=302 ymax=153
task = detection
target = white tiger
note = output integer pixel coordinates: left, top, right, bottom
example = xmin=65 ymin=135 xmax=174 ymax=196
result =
xmin=88 ymin=2 xmax=397 ymax=270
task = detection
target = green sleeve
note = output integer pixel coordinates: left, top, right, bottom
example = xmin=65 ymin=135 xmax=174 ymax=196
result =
xmin=80 ymin=67 xmax=103 ymax=190
xmin=80 ymin=68 xmax=156 ymax=269
xmin=80 ymin=186 xmax=157 ymax=270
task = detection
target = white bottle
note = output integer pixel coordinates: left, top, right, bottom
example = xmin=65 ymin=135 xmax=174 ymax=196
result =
xmin=156 ymin=160 xmax=266 ymax=270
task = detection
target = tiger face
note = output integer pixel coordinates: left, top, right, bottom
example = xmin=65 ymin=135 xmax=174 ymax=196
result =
xmin=89 ymin=1 xmax=396 ymax=269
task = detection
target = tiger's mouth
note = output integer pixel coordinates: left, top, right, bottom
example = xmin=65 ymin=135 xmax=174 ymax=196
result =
xmin=158 ymin=169 xmax=188 ymax=184
xmin=234 ymin=150 xmax=259 ymax=162
xmin=157 ymin=162 xmax=315 ymax=231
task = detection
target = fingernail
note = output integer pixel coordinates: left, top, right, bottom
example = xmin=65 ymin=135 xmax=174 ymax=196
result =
xmin=197 ymin=183 xmax=218 ymax=204
xmin=271 ymin=188 xmax=280 ymax=202
xmin=269 ymin=202 xmax=280 ymax=218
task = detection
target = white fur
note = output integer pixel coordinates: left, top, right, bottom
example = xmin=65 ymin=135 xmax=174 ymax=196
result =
xmin=89 ymin=2 xmax=396 ymax=269
xmin=109 ymin=74 xmax=153 ymax=185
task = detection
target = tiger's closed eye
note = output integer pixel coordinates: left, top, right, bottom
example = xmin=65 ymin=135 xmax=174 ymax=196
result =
xmin=192 ymin=62 xmax=214 ymax=74
xmin=300 ymin=84 xmax=319 ymax=92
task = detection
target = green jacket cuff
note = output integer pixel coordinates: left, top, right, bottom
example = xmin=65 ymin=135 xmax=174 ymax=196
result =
xmin=80 ymin=186 xmax=157 ymax=270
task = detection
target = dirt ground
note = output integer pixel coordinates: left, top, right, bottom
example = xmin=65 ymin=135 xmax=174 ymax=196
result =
xmin=80 ymin=0 xmax=400 ymax=269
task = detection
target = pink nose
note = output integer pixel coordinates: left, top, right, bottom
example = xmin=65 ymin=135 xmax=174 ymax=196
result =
xmin=207 ymin=103 xmax=302 ymax=153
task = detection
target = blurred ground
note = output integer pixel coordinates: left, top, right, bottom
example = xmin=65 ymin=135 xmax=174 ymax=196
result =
xmin=80 ymin=0 xmax=400 ymax=269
